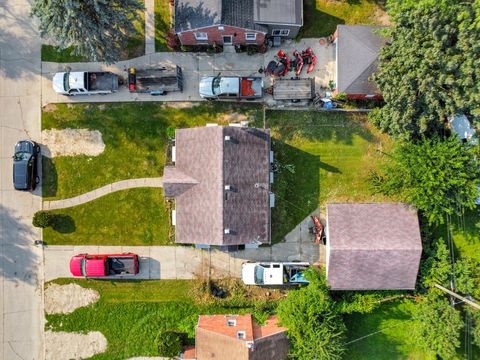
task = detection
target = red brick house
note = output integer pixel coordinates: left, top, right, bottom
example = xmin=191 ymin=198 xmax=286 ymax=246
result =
xmin=182 ymin=314 xmax=289 ymax=360
xmin=174 ymin=0 xmax=303 ymax=47
xmin=333 ymin=25 xmax=387 ymax=100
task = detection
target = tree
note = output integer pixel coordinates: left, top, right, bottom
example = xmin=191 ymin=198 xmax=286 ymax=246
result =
xmin=370 ymin=0 xmax=480 ymax=139
xmin=420 ymin=239 xmax=451 ymax=289
xmin=277 ymin=269 xmax=346 ymax=360
xmin=32 ymin=211 xmax=54 ymax=228
xmin=157 ymin=330 xmax=184 ymax=358
xmin=413 ymin=291 xmax=463 ymax=359
xmin=31 ymin=0 xmax=144 ymax=63
xmin=370 ymin=136 xmax=479 ymax=224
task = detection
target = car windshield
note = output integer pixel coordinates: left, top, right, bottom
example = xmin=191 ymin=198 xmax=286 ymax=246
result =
xmin=14 ymin=152 xmax=30 ymax=161
xmin=254 ymin=265 xmax=264 ymax=284
xmin=212 ymin=77 xmax=221 ymax=95
xmin=63 ymin=73 xmax=70 ymax=91
xmin=80 ymin=259 xmax=87 ymax=277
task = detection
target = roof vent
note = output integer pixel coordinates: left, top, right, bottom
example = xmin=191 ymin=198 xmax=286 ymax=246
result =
xmin=237 ymin=331 xmax=246 ymax=340
xmin=224 ymin=228 xmax=231 ymax=234
xmin=246 ymin=341 xmax=255 ymax=349
xmin=224 ymin=135 xmax=231 ymax=141
xmin=225 ymin=185 xmax=232 ymax=191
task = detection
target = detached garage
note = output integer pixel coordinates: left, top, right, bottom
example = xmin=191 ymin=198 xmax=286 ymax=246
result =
xmin=326 ymin=203 xmax=422 ymax=290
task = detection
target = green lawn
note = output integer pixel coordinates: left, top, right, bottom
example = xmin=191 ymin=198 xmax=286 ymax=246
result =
xmin=344 ymin=300 xmax=434 ymax=359
xmin=46 ymin=279 xmax=279 ymax=359
xmin=155 ymin=0 xmax=172 ymax=52
xmin=43 ymin=188 xmax=173 ymax=246
xmin=42 ymin=102 xmax=261 ymax=200
xmin=41 ymin=2 xmax=145 ymax=62
xmin=265 ymin=110 xmax=395 ymax=243
xmin=300 ymin=0 xmax=390 ymax=38
xmin=432 ymin=208 xmax=480 ymax=261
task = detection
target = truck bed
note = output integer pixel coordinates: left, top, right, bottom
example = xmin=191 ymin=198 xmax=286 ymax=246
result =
xmin=273 ymin=78 xmax=314 ymax=100
xmin=106 ymin=256 xmax=137 ymax=275
xmin=240 ymin=77 xmax=263 ymax=98
xmin=87 ymin=72 xmax=119 ymax=91
xmin=129 ymin=66 xmax=183 ymax=94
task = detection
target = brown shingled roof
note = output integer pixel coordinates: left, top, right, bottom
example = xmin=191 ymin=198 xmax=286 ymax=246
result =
xmin=326 ymin=203 xmax=422 ymax=290
xmin=164 ymin=126 xmax=271 ymax=246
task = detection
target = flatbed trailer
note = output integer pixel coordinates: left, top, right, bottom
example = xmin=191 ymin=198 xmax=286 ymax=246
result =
xmin=273 ymin=78 xmax=315 ymax=101
xmin=128 ymin=66 xmax=183 ymax=95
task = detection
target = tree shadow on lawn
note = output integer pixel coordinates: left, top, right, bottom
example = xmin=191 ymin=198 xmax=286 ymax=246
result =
xmin=42 ymin=156 xmax=57 ymax=198
xmin=271 ymin=141 xmax=321 ymax=243
xmin=51 ymin=214 xmax=76 ymax=234
xmin=267 ymin=110 xmax=378 ymax=146
xmin=299 ymin=0 xmax=345 ymax=38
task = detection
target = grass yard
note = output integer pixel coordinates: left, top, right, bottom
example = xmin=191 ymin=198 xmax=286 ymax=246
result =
xmin=300 ymin=0 xmax=390 ymax=38
xmin=344 ymin=300 xmax=434 ymax=359
xmin=432 ymin=208 xmax=480 ymax=262
xmin=41 ymin=2 xmax=145 ymax=62
xmin=43 ymin=188 xmax=172 ymax=246
xmin=42 ymin=102 xmax=261 ymax=200
xmin=155 ymin=0 xmax=172 ymax=52
xmin=46 ymin=279 xmax=281 ymax=359
xmin=265 ymin=110 xmax=394 ymax=243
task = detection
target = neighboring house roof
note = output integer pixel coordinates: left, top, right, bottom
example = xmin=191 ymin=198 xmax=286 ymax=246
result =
xmin=449 ymin=114 xmax=477 ymax=143
xmin=254 ymin=0 xmax=303 ymax=26
xmin=336 ymin=25 xmax=387 ymax=95
xmin=164 ymin=126 xmax=271 ymax=246
xmin=326 ymin=203 xmax=422 ymax=290
xmin=195 ymin=314 xmax=289 ymax=360
xmin=175 ymin=0 xmax=302 ymax=32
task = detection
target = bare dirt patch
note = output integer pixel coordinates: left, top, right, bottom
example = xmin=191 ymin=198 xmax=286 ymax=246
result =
xmin=45 ymin=283 xmax=100 ymax=314
xmin=217 ymin=113 xmax=250 ymax=124
xmin=163 ymin=102 xmax=200 ymax=109
xmin=43 ymin=103 xmax=58 ymax=112
xmin=45 ymin=331 xmax=107 ymax=360
xmin=41 ymin=128 xmax=105 ymax=157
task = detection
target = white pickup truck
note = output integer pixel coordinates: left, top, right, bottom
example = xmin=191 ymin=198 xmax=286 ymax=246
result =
xmin=199 ymin=74 xmax=263 ymax=100
xmin=241 ymin=262 xmax=310 ymax=286
xmin=53 ymin=71 xmax=119 ymax=96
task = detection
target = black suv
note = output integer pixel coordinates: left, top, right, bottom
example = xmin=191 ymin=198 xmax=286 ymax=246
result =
xmin=13 ymin=140 xmax=40 ymax=191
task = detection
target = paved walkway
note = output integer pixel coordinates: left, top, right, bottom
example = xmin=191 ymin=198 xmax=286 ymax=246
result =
xmin=0 ymin=1 xmax=44 ymax=358
xmin=43 ymin=177 xmax=163 ymax=210
xmin=144 ymin=0 xmax=155 ymax=55
xmin=40 ymin=39 xmax=336 ymax=106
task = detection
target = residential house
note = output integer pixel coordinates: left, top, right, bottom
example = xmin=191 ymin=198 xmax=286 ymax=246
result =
xmin=163 ymin=125 xmax=273 ymax=248
xmin=174 ymin=0 xmax=303 ymax=47
xmin=333 ymin=25 xmax=387 ymax=100
xmin=325 ymin=203 xmax=422 ymax=290
xmin=182 ymin=314 xmax=289 ymax=360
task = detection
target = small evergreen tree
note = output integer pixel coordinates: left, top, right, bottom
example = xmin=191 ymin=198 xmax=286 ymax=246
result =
xmin=277 ymin=269 xmax=346 ymax=360
xmin=31 ymin=0 xmax=144 ymax=63
xmin=32 ymin=211 xmax=53 ymax=228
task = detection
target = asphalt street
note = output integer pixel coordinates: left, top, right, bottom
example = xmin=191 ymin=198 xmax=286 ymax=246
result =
xmin=0 ymin=0 xmax=44 ymax=359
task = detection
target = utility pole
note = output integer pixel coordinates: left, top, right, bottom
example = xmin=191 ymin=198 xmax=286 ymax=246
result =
xmin=435 ymin=284 xmax=480 ymax=310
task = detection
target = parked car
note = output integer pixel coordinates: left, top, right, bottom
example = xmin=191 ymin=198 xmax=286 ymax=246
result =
xmin=52 ymin=71 xmax=119 ymax=96
xmin=70 ymin=253 xmax=140 ymax=277
xmin=199 ymin=74 xmax=263 ymax=100
xmin=241 ymin=262 xmax=310 ymax=286
xmin=13 ymin=140 xmax=40 ymax=191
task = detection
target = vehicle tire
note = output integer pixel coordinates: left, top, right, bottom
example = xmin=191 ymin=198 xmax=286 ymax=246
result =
xmin=36 ymin=146 xmax=41 ymax=154
xmin=35 ymin=176 xmax=40 ymax=184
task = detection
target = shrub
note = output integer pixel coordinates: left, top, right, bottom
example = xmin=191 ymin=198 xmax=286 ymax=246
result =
xmin=166 ymin=30 xmax=179 ymax=51
xmin=166 ymin=126 xmax=176 ymax=140
xmin=157 ymin=330 xmax=183 ymax=358
xmin=32 ymin=211 xmax=53 ymax=228
xmin=333 ymin=92 xmax=347 ymax=102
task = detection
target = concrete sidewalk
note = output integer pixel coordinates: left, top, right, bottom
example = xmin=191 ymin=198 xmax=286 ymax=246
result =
xmin=43 ymin=177 xmax=163 ymax=210
xmin=40 ymin=39 xmax=336 ymax=106
xmin=144 ymin=0 xmax=155 ymax=55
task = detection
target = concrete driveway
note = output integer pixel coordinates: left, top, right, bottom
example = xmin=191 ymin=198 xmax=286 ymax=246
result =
xmin=40 ymin=39 xmax=335 ymax=106
xmin=0 ymin=0 xmax=44 ymax=359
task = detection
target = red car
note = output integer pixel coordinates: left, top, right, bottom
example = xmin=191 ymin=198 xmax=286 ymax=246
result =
xmin=70 ymin=253 xmax=140 ymax=277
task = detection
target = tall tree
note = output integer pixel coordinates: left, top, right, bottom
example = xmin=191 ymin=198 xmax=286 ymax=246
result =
xmin=370 ymin=0 xmax=480 ymax=139
xmin=31 ymin=0 xmax=144 ymax=63
xmin=277 ymin=269 xmax=346 ymax=360
xmin=370 ymin=136 xmax=479 ymax=224
xmin=413 ymin=291 xmax=463 ymax=359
